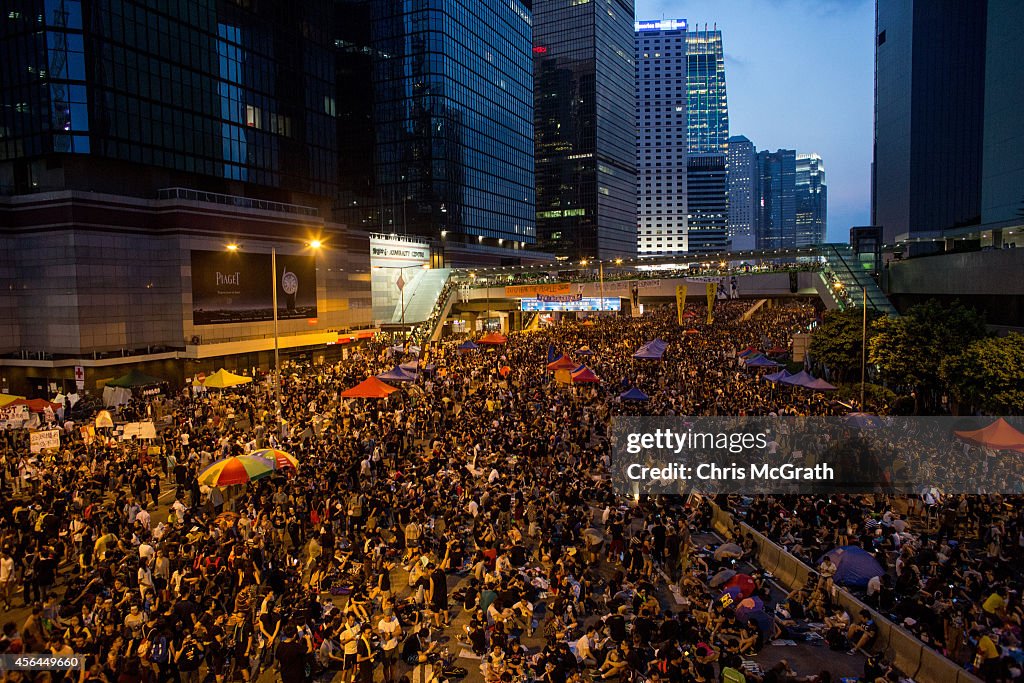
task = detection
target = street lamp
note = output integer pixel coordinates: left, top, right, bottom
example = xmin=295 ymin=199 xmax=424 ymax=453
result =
xmin=228 ymin=241 xmax=321 ymax=422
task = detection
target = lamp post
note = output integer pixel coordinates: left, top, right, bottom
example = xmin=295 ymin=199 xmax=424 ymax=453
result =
xmin=228 ymin=240 xmax=321 ymax=422
xmin=860 ymin=284 xmax=867 ymax=409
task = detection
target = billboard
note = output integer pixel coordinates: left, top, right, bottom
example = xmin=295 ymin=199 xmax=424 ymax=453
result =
xmin=521 ymin=297 xmax=620 ymax=312
xmin=504 ymin=283 xmax=573 ymax=297
xmin=370 ymin=235 xmax=431 ymax=323
xmin=191 ymin=250 xmax=317 ymax=325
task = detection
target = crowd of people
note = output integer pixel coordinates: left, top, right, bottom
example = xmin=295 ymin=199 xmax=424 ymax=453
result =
xmin=0 ymin=299 xmax=1017 ymax=683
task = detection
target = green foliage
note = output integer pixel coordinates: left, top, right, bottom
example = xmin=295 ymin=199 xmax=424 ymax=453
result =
xmin=940 ymin=333 xmax=1024 ymax=414
xmin=868 ymin=300 xmax=987 ymax=398
xmin=834 ymin=382 xmax=897 ymax=409
xmin=808 ymin=308 xmax=879 ymax=382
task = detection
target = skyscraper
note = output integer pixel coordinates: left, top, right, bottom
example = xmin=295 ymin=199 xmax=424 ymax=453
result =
xmin=335 ymin=0 xmax=536 ymax=259
xmin=756 ymin=149 xmax=797 ymax=250
xmin=635 ymin=19 xmax=689 ymax=255
xmin=727 ymin=135 xmax=757 ymax=251
xmin=872 ymin=0 xmax=987 ymax=245
xmin=534 ymin=0 xmax=637 ymax=259
xmin=686 ymin=27 xmax=729 ymax=155
xmin=0 ymin=0 xmax=375 ymax=368
xmin=795 ymin=153 xmax=827 ymax=246
xmin=685 ymin=26 xmax=730 ymax=252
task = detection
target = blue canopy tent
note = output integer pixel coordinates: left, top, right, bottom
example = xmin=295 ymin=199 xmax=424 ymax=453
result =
xmin=376 ymin=367 xmax=417 ymax=383
xmin=805 ymin=377 xmax=837 ymax=391
xmin=779 ymin=370 xmax=816 ymax=387
xmin=619 ymin=387 xmax=650 ymax=401
xmin=457 ymin=340 xmax=479 ymax=352
xmin=633 ymin=339 xmax=669 ymax=360
xmin=764 ymin=369 xmax=794 ymax=383
xmin=399 ymin=361 xmax=435 ymax=374
xmin=743 ymin=355 xmax=780 ymax=368
xmin=818 ymin=546 xmax=885 ymax=589
xmin=576 ymin=347 xmax=594 ymax=356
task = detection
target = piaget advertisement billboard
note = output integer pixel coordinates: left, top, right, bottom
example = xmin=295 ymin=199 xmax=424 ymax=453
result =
xmin=191 ymin=250 xmax=318 ymax=325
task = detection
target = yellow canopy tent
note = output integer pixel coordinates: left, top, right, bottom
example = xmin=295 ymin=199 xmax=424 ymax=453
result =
xmin=202 ymin=369 xmax=254 ymax=388
xmin=0 ymin=394 xmax=25 ymax=407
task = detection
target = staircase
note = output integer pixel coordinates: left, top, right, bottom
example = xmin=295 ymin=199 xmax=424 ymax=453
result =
xmin=821 ymin=243 xmax=899 ymax=316
xmin=390 ymin=268 xmax=451 ymax=324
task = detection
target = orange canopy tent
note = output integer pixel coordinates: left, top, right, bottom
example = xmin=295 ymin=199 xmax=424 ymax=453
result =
xmin=954 ymin=418 xmax=1024 ymax=452
xmin=478 ymin=332 xmax=508 ymax=344
xmin=12 ymin=398 xmax=62 ymax=413
xmin=340 ymin=376 xmax=399 ymax=399
xmin=546 ymin=355 xmax=577 ymax=372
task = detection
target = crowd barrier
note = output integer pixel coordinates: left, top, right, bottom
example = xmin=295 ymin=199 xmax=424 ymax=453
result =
xmin=706 ymin=500 xmax=982 ymax=683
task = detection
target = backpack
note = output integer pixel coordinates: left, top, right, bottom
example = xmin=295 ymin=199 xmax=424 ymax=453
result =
xmin=149 ymin=634 xmax=169 ymax=663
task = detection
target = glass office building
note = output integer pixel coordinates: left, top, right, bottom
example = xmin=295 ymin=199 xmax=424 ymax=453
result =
xmin=685 ymin=27 xmax=729 ymax=156
xmin=726 ymin=135 xmax=757 ymax=251
xmin=795 ymin=153 xmax=827 ymax=246
xmin=534 ymin=0 xmax=637 ymax=259
xmin=757 ymin=149 xmax=797 ymax=250
xmin=335 ymin=0 xmax=535 ymax=250
xmin=0 ymin=0 xmax=338 ymax=201
xmin=872 ymin=0 xmax=987 ymax=245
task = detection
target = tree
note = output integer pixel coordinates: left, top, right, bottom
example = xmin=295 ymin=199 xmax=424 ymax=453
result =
xmin=868 ymin=299 xmax=987 ymax=412
xmin=940 ymin=333 xmax=1024 ymax=415
xmin=808 ymin=308 xmax=880 ymax=382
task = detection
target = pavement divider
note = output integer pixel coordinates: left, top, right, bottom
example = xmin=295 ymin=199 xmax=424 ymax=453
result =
xmin=706 ymin=500 xmax=982 ymax=683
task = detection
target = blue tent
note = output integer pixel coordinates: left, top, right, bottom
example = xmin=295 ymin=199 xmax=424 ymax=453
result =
xmin=764 ymin=369 xmax=794 ymax=383
xmin=547 ymin=344 xmax=558 ymax=363
xmin=376 ymin=366 xmax=417 ymax=382
xmin=818 ymin=546 xmax=885 ymax=588
xmin=633 ymin=339 xmax=668 ymax=359
xmin=576 ymin=347 xmax=594 ymax=356
xmin=743 ymin=355 xmax=780 ymax=368
xmin=457 ymin=340 xmax=479 ymax=351
xmin=779 ymin=369 xmax=816 ymax=387
xmin=400 ymin=361 xmax=435 ymax=373
xmin=620 ymin=387 xmax=650 ymax=401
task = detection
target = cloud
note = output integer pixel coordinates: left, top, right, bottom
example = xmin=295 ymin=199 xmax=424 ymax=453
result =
xmin=768 ymin=0 xmax=870 ymax=18
xmin=725 ymin=52 xmax=748 ymax=72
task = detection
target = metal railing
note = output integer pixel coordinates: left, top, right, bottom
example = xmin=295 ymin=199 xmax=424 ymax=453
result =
xmin=157 ymin=187 xmax=319 ymax=216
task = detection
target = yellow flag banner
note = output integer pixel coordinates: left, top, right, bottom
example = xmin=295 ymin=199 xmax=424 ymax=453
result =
xmin=706 ymin=282 xmax=716 ymax=325
xmin=675 ymin=285 xmax=688 ymax=326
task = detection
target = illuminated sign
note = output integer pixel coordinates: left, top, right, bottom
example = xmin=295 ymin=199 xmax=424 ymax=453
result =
xmin=505 ymin=283 xmax=573 ymax=297
xmin=522 ymin=297 xmax=621 ymax=312
xmin=533 ymin=46 xmax=548 ymax=53
xmin=635 ymin=19 xmax=687 ymax=32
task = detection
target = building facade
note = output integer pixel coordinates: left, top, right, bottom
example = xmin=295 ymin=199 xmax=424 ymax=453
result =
xmin=636 ymin=19 xmax=688 ymax=255
xmin=334 ymin=0 xmax=536 ymax=262
xmin=534 ymin=0 xmax=636 ymax=260
xmin=0 ymin=0 xmax=378 ymax=388
xmin=795 ymin=153 xmax=827 ymax=246
xmin=756 ymin=149 xmax=796 ymax=250
xmin=685 ymin=26 xmax=730 ymax=253
xmin=872 ymin=0 xmax=987 ymax=245
xmin=726 ymin=135 xmax=756 ymax=251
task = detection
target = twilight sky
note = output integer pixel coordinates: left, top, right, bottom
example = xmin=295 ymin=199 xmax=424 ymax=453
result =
xmin=634 ymin=0 xmax=875 ymax=242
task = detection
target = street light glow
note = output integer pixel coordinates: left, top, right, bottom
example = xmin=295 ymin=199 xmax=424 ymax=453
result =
xmin=309 ymin=239 xmax=322 ymax=249
xmin=226 ymin=243 xmax=239 ymax=251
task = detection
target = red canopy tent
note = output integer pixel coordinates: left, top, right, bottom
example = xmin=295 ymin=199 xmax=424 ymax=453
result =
xmin=12 ymin=398 xmax=62 ymax=413
xmin=478 ymin=332 xmax=508 ymax=344
xmin=954 ymin=418 xmax=1024 ymax=452
xmin=546 ymin=355 xmax=577 ymax=371
xmin=571 ymin=366 xmax=600 ymax=383
xmin=340 ymin=377 xmax=399 ymax=399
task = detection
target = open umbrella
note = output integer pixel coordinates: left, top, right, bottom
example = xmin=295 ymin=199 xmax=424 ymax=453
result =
xmin=251 ymin=448 xmax=299 ymax=472
xmin=845 ymin=413 xmax=884 ymax=429
xmin=723 ymin=573 xmax=757 ymax=598
xmin=735 ymin=596 xmax=765 ymax=621
xmin=199 ymin=455 xmax=275 ymax=486
xmin=714 ymin=542 xmax=743 ymax=561
xmin=709 ymin=569 xmax=737 ymax=587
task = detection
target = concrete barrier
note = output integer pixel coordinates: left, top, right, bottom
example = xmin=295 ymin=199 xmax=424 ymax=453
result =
xmin=706 ymin=501 xmax=982 ymax=683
